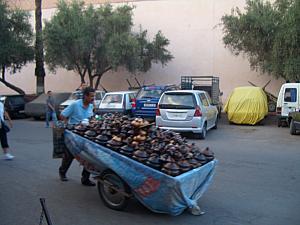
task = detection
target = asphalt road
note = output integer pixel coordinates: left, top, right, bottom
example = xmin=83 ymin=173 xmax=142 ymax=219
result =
xmin=0 ymin=117 xmax=299 ymax=225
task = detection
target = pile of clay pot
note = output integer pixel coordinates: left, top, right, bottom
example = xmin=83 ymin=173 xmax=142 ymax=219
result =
xmin=67 ymin=113 xmax=214 ymax=177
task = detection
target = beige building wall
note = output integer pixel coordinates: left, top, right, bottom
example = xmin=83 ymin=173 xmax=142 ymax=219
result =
xmin=2 ymin=0 xmax=284 ymax=100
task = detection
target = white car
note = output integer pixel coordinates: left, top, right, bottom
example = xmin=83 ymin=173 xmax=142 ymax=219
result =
xmin=156 ymin=90 xmax=218 ymax=139
xmin=97 ymin=91 xmax=136 ymax=115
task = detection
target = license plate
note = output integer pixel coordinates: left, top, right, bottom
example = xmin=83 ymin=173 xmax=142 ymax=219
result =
xmin=169 ymin=112 xmax=185 ymax=119
xmin=144 ymin=103 xmax=156 ymax=107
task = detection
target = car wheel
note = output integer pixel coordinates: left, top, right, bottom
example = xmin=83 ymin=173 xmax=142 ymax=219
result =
xmin=290 ymin=119 xmax=296 ymax=135
xmin=268 ymin=102 xmax=276 ymax=112
xmin=277 ymin=118 xmax=282 ymax=127
xmin=199 ymin=123 xmax=207 ymax=139
xmin=213 ymin=118 xmax=218 ymax=129
xmin=97 ymin=170 xmax=131 ymax=211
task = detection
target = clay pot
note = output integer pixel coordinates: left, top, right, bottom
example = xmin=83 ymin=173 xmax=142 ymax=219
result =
xmin=84 ymin=130 xmax=96 ymax=137
xmin=188 ymin=158 xmax=201 ymax=168
xmin=146 ymin=154 xmax=161 ymax=169
xmin=107 ymin=137 xmax=123 ymax=151
xmin=84 ymin=130 xmax=97 ymax=140
xmin=177 ymin=160 xmax=191 ymax=173
xmin=161 ymin=162 xmax=180 ymax=176
xmin=119 ymin=145 xmax=134 ymax=157
xmin=133 ymin=135 xmax=146 ymax=142
xmin=201 ymin=147 xmax=214 ymax=161
xmin=194 ymin=153 xmax=207 ymax=164
xmin=73 ymin=125 xmax=87 ymax=136
xmin=132 ymin=150 xmax=149 ymax=163
xmin=159 ymin=154 xmax=173 ymax=163
xmin=95 ymin=134 xmax=109 ymax=146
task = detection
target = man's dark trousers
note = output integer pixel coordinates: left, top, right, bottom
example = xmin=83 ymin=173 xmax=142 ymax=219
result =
xmin=59 ymin=147 xmax=90 ymax=182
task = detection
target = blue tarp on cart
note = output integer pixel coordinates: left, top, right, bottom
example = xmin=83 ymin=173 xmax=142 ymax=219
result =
xmin=64 ymin=130 xmax=217 ymax=216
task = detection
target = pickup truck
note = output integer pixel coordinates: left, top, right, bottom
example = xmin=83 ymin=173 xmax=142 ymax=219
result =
xmin=181 ymin=76 xmax=223 ymax=117
xmin=288 ymin=111 xmax=300 ymax=135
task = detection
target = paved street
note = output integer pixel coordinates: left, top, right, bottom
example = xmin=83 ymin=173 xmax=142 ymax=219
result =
xmin=0 ymin=117 xmax=299 ymax=225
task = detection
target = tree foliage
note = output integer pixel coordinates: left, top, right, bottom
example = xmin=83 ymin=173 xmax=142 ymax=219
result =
xmin=221 ymin=0 xmax=300 ymax=82
xmin=43 ymin=0 xmax=173 ymax=89
xmin=0 ymin=0 xmax=34 ymax=94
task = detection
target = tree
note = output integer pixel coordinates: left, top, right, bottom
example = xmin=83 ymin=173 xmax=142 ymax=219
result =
xmin=43 ymin=0 xmax=173 ymax=89
xmin=0 ymin=0 xmax=34 ymax=94
xmin=35 ymin=0 xmax=46 ymax=94
xmin=221 ymin=0 xmax=300 ymax=82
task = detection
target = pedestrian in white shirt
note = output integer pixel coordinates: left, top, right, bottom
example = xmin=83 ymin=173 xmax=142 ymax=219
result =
xmin=0 ymin=101 xmax=14 ymax=160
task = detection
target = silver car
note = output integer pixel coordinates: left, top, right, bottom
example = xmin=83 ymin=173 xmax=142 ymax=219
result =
xmin=156 ymin=90 xmax=218 ymax=139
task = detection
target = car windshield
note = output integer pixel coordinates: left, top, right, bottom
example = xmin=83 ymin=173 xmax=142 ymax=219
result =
xmin=8 ymin=96 xmax=24 ymax=104
xmin=95 ymin=92 xmax=104 ymax=100
xmin=69 ymin=91 xmax=82 ymax=100
xmin=102 ymin=94 xmax=123 ymax=104
xmin=137 ymin=89 xmax=162 ymax=99
xmin=159 ymin=93 xmax=196 ymax=109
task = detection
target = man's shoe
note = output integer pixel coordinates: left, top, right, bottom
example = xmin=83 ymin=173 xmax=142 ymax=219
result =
xmin=59 ymin=173 xmax=68 ymax=182
xmin=81 ymin=179 xmax=96 ymax=186
xmin=4 ymin=153 xmax=14 ymax=160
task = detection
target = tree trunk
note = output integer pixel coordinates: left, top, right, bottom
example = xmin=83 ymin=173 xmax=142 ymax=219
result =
xmin=95 ymin=73 xmax=103 ymax=90
xmin=1 ymin=66 xmax=25 ymax=95
xmin=88 ymin=68 xmax=93 ymax=88
xmin=35 ymin=0 xmax=45 ymax=95
xmin=94 ymin=66 xmax=112 ymax=90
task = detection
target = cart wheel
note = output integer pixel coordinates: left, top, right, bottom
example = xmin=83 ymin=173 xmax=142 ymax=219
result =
xmin=97 ymin=170 xmax=130 ymax=211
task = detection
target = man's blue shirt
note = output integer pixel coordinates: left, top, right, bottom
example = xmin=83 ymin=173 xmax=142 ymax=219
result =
xmin=61 ymin=99 xmax=94 ymax=124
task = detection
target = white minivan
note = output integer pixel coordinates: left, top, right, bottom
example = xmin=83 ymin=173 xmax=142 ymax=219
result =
xmin=276 ymin=83 xmax=300 ymax=126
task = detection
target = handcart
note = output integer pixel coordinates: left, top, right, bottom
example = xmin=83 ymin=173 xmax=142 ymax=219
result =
xmin=62 ymin=130 xmax=217 ymax=216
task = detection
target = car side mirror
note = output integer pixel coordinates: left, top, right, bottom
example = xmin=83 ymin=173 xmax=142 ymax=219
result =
xmin=220 ymin=92 xmax=223 ymax=96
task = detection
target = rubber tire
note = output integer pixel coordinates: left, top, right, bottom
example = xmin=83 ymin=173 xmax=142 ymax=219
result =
xmin=277 ymin=118 xmax=282 ymax=127
xmin=213 ymin=118 xmax=218 ymax=129
xmin=97 ymin=170 xmax=130 ymax=211
xmin=268 ymin=102 xmax=276 ymax=112
xmin=290 ymin=119 xmax=296 ymax=135
xmin=199 ymin=123 xmax=207 ymax=139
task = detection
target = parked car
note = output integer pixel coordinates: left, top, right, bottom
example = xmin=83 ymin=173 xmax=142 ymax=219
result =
xmin=94 ymin=90 xmax=106 ymax=108
xmin=132 ymin=85 xmax=179 ymax=120
xmin=97 ymin=91 xmax=136 ymax=115
xmin=288 ymin=111 xmax=300 ymax=135
xmin=224 ymin=86 xmax=268 ymax=125
xmin=59 ymin=90 xmax=106 ymax=113
xmin=276 ymin=83 xmax=300 ymax=127
xmin=0 ymin=95 xmax=26 ymax=118
xmin=58 ymin=91 xmax=81 ymax=114
xmin=156 ymin=90 xmax=218 ymax=139
xmin=25 ymin=92 xmax=70 ymax=119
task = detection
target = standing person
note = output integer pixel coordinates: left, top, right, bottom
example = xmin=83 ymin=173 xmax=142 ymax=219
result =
xmin=59 ymin=87 xmax=95 ymax=186
xmin=0 ymin=100 xmax=14 ymax=160
xmin=45 ymin=91 xmax=58 ymax=128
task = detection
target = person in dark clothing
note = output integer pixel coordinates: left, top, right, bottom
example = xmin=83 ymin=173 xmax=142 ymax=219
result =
xmin=59 ymin=87 xmax=96 ymax=186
